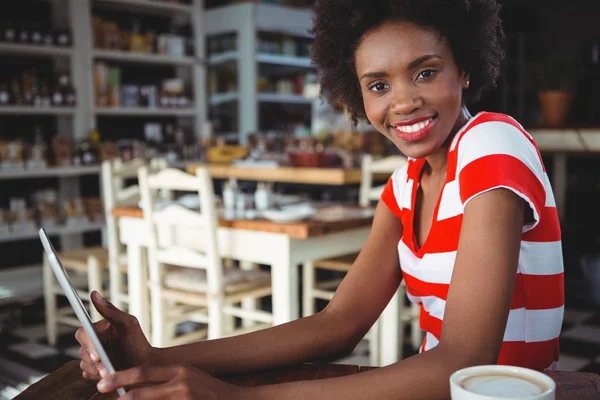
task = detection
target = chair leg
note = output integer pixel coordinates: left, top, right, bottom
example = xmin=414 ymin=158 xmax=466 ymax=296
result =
xmin=150 ymin=284 xmax=167 ymax=348
xmin=368 ymin=318 xmax=381 ymax=367
xmin=410 ymin=303 xmax=422 ymax=350
xmin=109 ymin=258 xmax=123 ymax=310
xmin=302 ymin=261 xmax=316 ymax=317
xmin=43 ymin=255 xmax=58 ymax=347
xmin=240 ymin=261 xmax=258 ymax=328
xmin=208 ymin=297 xmax=224 ymax=340
xmin=87 ymin=256 xmax=103 ymax=323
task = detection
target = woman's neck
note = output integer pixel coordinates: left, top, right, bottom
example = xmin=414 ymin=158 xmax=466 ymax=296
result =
xmin=424 ymin=106 xmax=472 ymax=176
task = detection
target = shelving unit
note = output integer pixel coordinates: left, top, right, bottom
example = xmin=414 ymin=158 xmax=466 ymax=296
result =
xmin=204 ymin=2 xmax=315 ymax=144
xmin=0 ymin=0 xmax=208 ymax=291
xmin=0 ymin=0 xmax=94 ymax=269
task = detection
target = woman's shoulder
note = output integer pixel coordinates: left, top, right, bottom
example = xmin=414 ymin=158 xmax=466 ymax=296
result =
xmin=450 ymin=111 xmax=536 ymax=154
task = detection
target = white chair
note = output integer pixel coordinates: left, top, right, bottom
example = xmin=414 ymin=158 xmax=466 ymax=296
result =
xmin=101 ymin=157 xmax=167 ymax=310
xmin=44 ymin=246 xmax=109 ymax=346
xmin=138 ymin=166 xmax=273 ymax=347
xmin=303 ymin=154 xmax=421 ymax=365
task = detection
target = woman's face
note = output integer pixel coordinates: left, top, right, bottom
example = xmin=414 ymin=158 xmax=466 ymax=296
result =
xmin=355 ymin=20 xmax=469 ymax=159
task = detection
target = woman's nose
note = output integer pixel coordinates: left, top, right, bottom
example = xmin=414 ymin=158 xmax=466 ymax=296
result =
xmin=390 ymin=88 xmax=422 ymax=115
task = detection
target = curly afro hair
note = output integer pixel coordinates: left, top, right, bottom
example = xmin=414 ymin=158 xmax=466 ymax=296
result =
xmin=310 ymin=0 xmax=506 ymax=125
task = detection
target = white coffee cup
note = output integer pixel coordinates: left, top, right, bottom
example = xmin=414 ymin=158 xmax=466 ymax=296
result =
xmin=450 ymin=365 xmax=556 ymax=400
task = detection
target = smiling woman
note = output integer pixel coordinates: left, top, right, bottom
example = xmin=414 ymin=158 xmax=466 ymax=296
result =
xmin=20 ymin=1 xmax=564 ymax=400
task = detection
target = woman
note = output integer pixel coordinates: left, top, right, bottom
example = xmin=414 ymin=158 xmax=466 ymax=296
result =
xmin=78 ymin=0 xmax=564 ymax=398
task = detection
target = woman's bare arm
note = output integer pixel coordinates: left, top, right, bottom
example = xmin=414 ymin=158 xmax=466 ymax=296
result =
xmin=240 ymin=188 xmax=526 ymax=399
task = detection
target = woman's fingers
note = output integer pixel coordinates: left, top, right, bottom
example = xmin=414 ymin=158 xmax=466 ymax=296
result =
xmin=117 ymin=382 xmax=177 ymax=400
xmin=97 ymin=366 xmax=179 ymax=393
xmin=78 ymin=344 xmax=106 ymax=379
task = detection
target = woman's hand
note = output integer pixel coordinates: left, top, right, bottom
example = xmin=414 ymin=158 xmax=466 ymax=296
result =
xmin=96 ymin=365 xmax=244 ymax=399
xmin=76 ymin=291 xmax=157 ymax=381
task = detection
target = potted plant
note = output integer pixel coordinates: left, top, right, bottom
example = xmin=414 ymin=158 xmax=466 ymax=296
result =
xmin=532 ymin=44 xmax=582 ymax=128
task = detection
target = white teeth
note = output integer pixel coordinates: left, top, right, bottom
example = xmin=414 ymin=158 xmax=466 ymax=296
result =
xmin=394 ymin=117 xmax=432 ymax=133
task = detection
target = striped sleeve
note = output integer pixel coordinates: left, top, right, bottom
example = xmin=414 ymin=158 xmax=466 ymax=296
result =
xmin=380 ymin=168 xmax=405 ymax=220
xmin=456 ymin=120 xmax=546 ymax=232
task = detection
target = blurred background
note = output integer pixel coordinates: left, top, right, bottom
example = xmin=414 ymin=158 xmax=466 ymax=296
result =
xmin=0 ymin=0 xmax=599 ymax=398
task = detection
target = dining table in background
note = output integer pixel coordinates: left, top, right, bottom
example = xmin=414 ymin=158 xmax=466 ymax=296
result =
xmin=111 ymin=205 xmax=374 ymax=340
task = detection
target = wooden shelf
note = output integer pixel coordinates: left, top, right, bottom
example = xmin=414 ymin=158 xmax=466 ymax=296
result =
xmin=0 ymin=165 xmax=100 ymax=180
xmin=0 ymin=106 xmax=75 ymax=115
xmin=93 ymin=49 xmax=195 ymax=65
xmin=95 ymin=107 xmax=196 ymax=117
xmin=0 ymin=42 xmax=72 ymax=57
xmin=93 ymin=0 xmax=193 ymax=15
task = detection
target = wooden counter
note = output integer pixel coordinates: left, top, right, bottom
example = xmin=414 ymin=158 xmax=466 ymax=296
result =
xmin=187 ymin=163 xmax=365 ymax=185
xmin=530 ymin=128 xmax=600 ymax=153
xmin=112 ymin=205 xmax=374 ymax=239
xmin=17 ymin=360 xmax=600 ymax=400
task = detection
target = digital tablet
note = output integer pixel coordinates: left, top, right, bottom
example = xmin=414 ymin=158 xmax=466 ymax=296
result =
xmin=39 ymin=228 xmax=126 ymax=396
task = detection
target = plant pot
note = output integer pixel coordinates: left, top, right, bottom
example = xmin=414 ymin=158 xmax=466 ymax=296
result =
xmin=537 ymin=90 xmax=574 ymax=128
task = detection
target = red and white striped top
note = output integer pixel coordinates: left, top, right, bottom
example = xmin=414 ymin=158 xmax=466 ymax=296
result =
xmin=381 ymin=112 xmax=564 ymax=371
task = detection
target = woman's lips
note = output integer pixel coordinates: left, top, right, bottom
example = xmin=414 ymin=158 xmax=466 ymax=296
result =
xmin=390 ymin=115 xmax=438 ymax=143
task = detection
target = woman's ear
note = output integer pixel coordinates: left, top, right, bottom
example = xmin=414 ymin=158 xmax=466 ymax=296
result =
xmin=463 ymin=72 xmax=471 ymax=89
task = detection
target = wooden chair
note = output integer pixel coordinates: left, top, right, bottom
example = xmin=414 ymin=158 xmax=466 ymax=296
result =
xmin=43 ymin=248 xmax=108 ymax=345
xmin=303 ymin=154 xmax=421 ymax=365
xmin=44 ymin=157 xmax=165 ymax=346
xmin=138 ymin=166 xmax=273 ymax=347
xmin=101 ymin=157 xmax=167 ymax=310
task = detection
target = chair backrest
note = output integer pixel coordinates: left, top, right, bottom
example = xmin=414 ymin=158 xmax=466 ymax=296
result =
xmin=138 ymin=166 xmax=223 ymax=294
xmin=102 ymin=157 xmax=168 ymax=266
xmin=359 ymin=154 xmax=408 ymax=207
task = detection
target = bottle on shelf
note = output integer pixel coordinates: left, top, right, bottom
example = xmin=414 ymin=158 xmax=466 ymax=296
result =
xmin=2 ymin=21 xmax=17 ymax=42
xmin=18 ymin=23 xmax=30 ymax=43
xmin=22 ymin=69 xmax=35 ymax=105
xmin=130 ymin=19 xmax=145 ymax=53
xmin=51 ymin=77 xmax=64 ymax=107
xmin=31 ymin=23 xmax=43 ymax=45
xmin=54 ymin=28 xmax=71 ymax=47
xmin=28 ymin=125 xmax=48 ymax=169
xmin=0 ymin=83 xmax=10 ymax=105
xmin=10 ymin=78 xmax=23 ymax=105
xmin=38 ymin=81 xmax=52 ymax=107
xmin=59 ymin=74 xmax=76 ymax=106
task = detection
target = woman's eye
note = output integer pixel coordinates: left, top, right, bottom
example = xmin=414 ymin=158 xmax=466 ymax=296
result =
xmin=369 ymin=82 xmax=388 ymax=92
xmin=418 ymin=69 xmax=436 ymax=80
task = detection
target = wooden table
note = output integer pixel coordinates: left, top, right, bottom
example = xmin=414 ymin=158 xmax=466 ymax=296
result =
xmin=111 ymin=205 xmax=373 ymax=342
xmin=16 ymin=361 xmax=600 ymax=399
xmin=187 ymin=163 xmax=366 ymax=186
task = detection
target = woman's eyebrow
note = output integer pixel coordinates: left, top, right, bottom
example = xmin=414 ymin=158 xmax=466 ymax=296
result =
xmin=407 ymin=54 xmax=442 ymax=70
